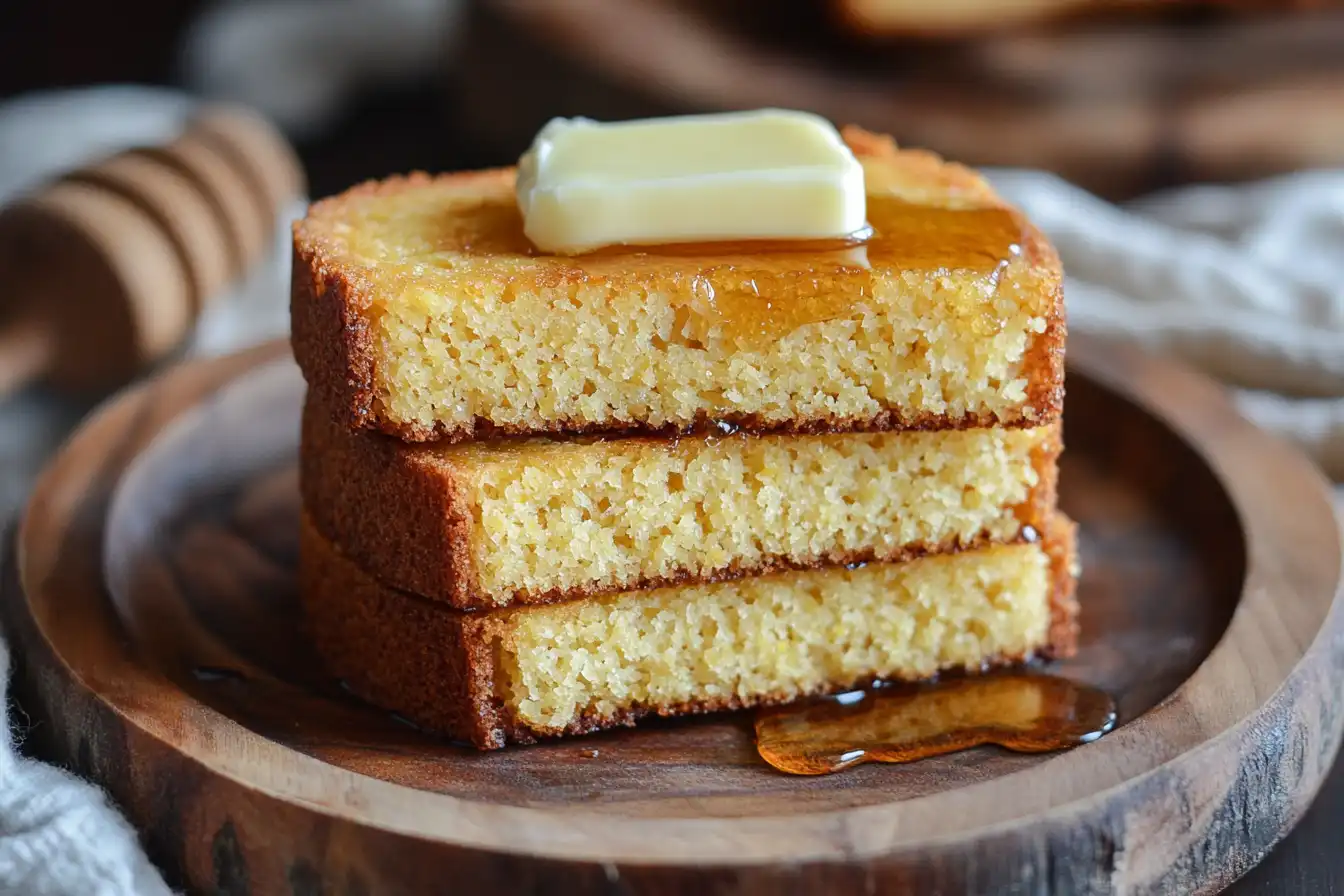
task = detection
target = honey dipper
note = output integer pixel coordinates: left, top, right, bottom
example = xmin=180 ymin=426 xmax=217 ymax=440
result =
xmin=0 ymin=104 xmax=303 ymax=398
xmin=0 ymin=181 xmax=194 ymax=395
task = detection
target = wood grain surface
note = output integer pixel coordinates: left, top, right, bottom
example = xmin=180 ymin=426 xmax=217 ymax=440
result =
xmin=2 ymin=335 xmax=1342 ymax=894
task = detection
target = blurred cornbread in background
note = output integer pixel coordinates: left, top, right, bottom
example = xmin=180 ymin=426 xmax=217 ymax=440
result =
xmin=830 ymin=0 xmax=1341 ymax=36
xmin=460 ymin=0 xmax=1344 ymax=196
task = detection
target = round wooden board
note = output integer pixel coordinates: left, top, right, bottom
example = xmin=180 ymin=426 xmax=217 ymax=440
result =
xmin=3 ymin=335 xmax=1342 ymax=894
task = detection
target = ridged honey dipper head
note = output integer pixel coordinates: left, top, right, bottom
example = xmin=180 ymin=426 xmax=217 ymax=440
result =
xmin=0 ymin=181 xmax=193 ymax=393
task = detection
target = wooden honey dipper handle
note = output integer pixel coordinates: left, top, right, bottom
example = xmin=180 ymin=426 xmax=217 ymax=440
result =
xmin=0 ymin=104 xmax=302 ymax=399
xmin=0 ymin=311 xmax=55 ymax=398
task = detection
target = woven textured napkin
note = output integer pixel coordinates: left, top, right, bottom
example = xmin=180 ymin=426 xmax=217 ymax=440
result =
xmin=1 ymin=86 xmax=1341 ymax=894
xmin=992 ymin=167 xmax=1344 ymax=483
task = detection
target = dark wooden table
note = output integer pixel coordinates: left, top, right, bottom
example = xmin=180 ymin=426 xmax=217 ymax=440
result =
xmin=1226 ymin=750 xmax=1343 ymax=894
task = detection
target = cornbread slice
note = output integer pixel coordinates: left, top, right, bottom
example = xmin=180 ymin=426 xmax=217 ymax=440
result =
xmin=302 ymin=397 xmax=1060 ymax=608
xmin=300 ymin=512 xmax=1078 ymax=749
xmin=292 ymin=128 xmax=1064 ymax=442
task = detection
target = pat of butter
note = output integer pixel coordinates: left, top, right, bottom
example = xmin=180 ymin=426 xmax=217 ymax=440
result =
xmin=515 ymin=110 xmax=866 ymax=254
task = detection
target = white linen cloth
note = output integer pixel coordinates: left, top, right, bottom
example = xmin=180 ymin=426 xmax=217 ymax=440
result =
xmin=991 ymin=168 xmax=1344 ymax=482
xmin=0 ymin=84 xmax=1341 ymax=894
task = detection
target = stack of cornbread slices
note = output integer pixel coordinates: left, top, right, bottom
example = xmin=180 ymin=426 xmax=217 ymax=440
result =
xmin=291 ymin=126 xmax=1077 ymax=750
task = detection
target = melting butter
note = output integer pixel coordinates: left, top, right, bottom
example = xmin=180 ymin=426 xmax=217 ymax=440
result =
xmin=515 ymin=110 xmax=867 ymax=255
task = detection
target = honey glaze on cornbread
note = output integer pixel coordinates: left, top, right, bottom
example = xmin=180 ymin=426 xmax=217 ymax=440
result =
xmin=756 ymin=672 xmax=1117 ymax=776
xmin=598 ymin=199 xmax=1023 ymax=349
xmin=376 ymin=194 xmax=1024 ymax=350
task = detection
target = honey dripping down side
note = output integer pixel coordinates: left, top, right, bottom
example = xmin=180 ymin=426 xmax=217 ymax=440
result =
xmin=437 ymin=195 xmax=1024 ymax=351
xmin=755 ymin=673 xmax=1117 ymax=776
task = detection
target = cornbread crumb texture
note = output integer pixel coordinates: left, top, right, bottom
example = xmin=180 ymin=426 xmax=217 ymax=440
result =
xmin=292 ymin=130 xmax=1064 ymax=441
xmin=301 ymin=399 xmax=1061 ymax=607
xmin=299 ymin=513 xmax=1078 ymax=748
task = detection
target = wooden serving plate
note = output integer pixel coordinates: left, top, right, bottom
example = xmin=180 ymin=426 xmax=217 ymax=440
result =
xmin=4 ymin=335 xmax=1342 ymax=894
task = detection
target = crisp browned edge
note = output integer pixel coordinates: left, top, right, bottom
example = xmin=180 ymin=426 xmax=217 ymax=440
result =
xmin=290 ymin=129 xmax=1066 ymax=444
xmin=1040 ymin=512 xmax=1080 ymax=660
xmin=300 ymin=394 xmax=477 ymax=604
xmin=300 ymin=511 xmax=1079 ymax=750
xmin=301 ymin=394 xmax=1063 ymax=609
xmin=298 ymin=511 xmax=505 ymax=747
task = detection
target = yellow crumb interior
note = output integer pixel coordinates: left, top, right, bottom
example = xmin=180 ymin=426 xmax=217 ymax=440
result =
xmin=323 ymin=160 xmax=1056 ymax=435
xmin=453 ymin=426 xmax=1050 ymax=602
xmin=498 ymin=542 xmax=1052 ymax=730
xmin=376 ymin=268 xmax=1048 ymax=434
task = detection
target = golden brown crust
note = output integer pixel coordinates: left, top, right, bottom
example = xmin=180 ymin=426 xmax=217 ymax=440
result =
xmin=290 ymin=131 xmax=1066 ymax=444
xmin=355 ymin=403 xmax=1064 ymax=446
xmin=300 ymin=395 xmax=1063 ymax=608
xmin=300 ymin=393 xmax=478 ymax=603
xmin=1019 ymin=419 xmax=1062 ymax=533
xmin=299 ymin=512 xmax=1080 ymax=749
xmin=299 ymin=514 xmax=508 ymax=748
xmin=1040 ymin=513 xmax=1081 ymax=660
xmin=290 ymin=240 xmax=382 ymax=431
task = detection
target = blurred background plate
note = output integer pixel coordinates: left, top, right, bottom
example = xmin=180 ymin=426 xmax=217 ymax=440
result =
xmin=454 ymin=0 xmax=1344 ymax=196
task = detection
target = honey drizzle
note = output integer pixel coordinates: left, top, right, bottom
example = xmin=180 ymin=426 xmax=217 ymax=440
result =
xmin=595 ymin=198 xmax=1024 ymax=349
xmin=426 ymin=195 xmax=1025 ymax=350
xmin=755 ymin=672 xmax=1116 ymax=776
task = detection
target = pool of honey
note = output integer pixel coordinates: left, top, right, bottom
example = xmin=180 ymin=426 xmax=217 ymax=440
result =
xmin=755 ymin=672 xmax=1117 ymax=776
